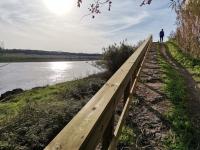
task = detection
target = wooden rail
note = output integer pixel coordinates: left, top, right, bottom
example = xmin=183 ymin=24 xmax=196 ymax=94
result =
xmin=45 ymin=35 xmax=152 ymax=150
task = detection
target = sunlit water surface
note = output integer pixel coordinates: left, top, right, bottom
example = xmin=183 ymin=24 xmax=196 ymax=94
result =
xmin=0 ymin=61 xmax=103 ymax=95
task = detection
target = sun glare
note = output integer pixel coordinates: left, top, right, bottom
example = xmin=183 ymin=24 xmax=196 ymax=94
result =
xmin=43 ymin=0 xmax=74 ymax=15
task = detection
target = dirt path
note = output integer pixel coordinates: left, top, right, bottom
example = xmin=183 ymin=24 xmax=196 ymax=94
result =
xmin=160 ymin=44 xmax=200 ymax=128
xmin=119 ymin=43 xmax=172 ymax=149
xmin=118 ymin=43 xmax=200 ymax=149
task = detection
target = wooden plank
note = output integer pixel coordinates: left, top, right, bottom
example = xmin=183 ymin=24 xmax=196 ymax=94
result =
xmin=108 ymin=40 xmax=152 ymax=150
xmin=44 ymin=35 xmax=152 ymax=150
xmin=102 ymin=114 xmax=115 ymax=150
xmin=124 ymin=80 xmax=131 ymax=105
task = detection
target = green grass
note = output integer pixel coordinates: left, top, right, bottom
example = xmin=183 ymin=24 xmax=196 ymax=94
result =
xmin=166 ymin=41 xmax=200 ymax=82
xmin=0 ymin=79 xmax=79 ymax=124
xmin=117 ymin=98 xmax=141 ymax=149
xmin=118 ymin=125 xmax=136 ymax=147
xmin=0 ymin=76 xmax=105 ymax=149
xmin=158 ymin=51 xmax=199 ymax=150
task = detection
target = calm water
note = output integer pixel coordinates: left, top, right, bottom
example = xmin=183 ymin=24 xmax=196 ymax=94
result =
xmin=0 ymin=61 xmax=103 ymax=95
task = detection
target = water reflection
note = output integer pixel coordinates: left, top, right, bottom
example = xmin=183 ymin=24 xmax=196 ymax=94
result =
xmin=49 ymin=62 xmax=73 ymax=83
xmin=0 ymin=61 xmax=103 ymax=95
xmin=49 ymin=62 xmax=72 ymax=72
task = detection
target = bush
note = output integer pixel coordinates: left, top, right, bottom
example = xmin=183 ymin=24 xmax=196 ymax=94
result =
xmin=0 ymin=77 xmax=106 ymax=149
xmin=102 ymin=42 xmax=135 ymax=75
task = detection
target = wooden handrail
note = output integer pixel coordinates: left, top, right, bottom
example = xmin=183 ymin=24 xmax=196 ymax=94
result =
xmin=45 ymin=35 xmax=152 ymax=150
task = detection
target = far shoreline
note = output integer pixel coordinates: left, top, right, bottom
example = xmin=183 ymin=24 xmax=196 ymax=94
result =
xmin=0 ymin=58 xmax=102 ymax=63
xmin=0 ymin=49 xmax=102 ymax=63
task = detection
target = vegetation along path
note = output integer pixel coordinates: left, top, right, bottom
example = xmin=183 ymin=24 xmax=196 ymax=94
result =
xmin=160 ymin=44 xmax=200 ymax=128
xmin=119 ymin=43 xmax=200 ymax=149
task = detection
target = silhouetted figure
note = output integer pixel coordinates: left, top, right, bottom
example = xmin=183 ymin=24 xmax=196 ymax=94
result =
xmin=160 ymin=29 xmax=164 ymax=43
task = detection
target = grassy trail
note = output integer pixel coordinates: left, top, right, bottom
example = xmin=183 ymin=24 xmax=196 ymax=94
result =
xmin=166 ymin=41 xmax=200 ymax=86
xmin=159 ymin=43 xmax=200 ymax=149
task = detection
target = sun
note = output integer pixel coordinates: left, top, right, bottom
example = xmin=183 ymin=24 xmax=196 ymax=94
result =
xmin=43 ymin=0 xmax=74 ymax=15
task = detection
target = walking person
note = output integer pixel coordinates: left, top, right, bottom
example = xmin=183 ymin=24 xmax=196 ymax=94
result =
xmin=159 ymin=29 xmax=164 ymax=43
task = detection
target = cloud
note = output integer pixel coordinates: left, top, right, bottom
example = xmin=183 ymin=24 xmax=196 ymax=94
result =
xmin=0 ymin=0 xmax=177 ymax=53
xmin=108 ymin=12 xmax=149 ymax=33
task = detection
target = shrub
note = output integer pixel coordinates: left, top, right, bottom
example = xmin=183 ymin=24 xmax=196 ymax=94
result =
xmin=102 ymin=42 xmax=135 ymax=75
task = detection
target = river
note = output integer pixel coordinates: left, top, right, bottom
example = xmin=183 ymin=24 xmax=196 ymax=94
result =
xmin=0 ymin=61 xmax=103 ymax=95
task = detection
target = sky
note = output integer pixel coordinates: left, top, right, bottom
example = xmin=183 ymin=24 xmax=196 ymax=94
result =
xmin=0 ymin=0 xmax=177 ymax=53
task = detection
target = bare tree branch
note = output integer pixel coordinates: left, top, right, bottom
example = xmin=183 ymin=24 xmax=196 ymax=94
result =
xmin=77 ymin=0 xmax=187 ymax=18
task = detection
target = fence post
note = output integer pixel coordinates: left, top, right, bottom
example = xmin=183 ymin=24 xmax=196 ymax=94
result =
xmin=124 ymin=80 xmax=131 ymax=105
xmin=102 ymin=114 xmax=115 ymax=150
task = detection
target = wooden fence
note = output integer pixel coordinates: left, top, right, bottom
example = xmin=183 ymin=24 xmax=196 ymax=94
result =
xmin=45 ymin=35 xmax=152 ymax=150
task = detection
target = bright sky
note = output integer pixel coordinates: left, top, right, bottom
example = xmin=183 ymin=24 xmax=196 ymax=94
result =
xmin=0 ymin=0 xmax=176 ymax=53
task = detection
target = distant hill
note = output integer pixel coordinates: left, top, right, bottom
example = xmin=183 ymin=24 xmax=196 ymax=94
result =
xmin=0 ymin=49 xmax=102 ymax=62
